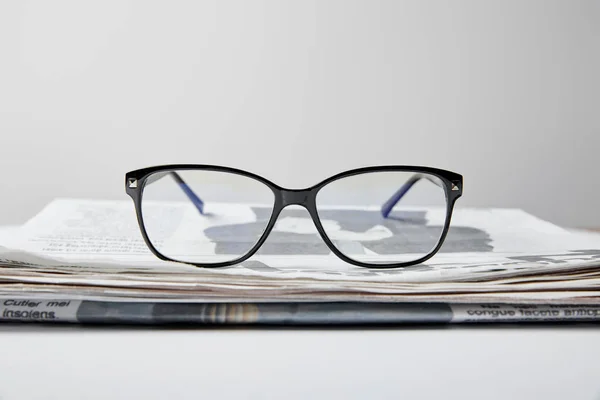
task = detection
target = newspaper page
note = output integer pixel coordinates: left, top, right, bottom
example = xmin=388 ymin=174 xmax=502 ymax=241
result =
xmin=3 ymin=198 xmax=600 ymax=282
xmin=2 ymin=298 xmax=600 ymax=325
xmin=0 ymin=198 xmax=599 ymax=306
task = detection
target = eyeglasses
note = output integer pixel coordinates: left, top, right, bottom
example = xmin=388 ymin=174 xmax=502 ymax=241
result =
xmin=125 ymin=165 xmax=462 ymax=269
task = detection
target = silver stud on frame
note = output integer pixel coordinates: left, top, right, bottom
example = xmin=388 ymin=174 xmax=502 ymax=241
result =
xmin=127 ymin=178 xmax=138 ymax=188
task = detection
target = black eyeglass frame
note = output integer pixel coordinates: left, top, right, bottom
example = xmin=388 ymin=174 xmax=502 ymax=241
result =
xmin=125 ymin=164 xmax=463 ymax=269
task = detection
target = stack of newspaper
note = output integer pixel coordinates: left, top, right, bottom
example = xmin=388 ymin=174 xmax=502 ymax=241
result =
xmin=1 ymin=198 xmax=600 ymax=325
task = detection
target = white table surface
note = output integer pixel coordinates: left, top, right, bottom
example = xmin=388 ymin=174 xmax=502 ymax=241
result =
xmin=1 ymin=323 xmax=600 ymax=399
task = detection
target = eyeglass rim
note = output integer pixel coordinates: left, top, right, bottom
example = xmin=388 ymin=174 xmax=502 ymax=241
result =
xmin=125 ymin=164 xmax=463 ymax=269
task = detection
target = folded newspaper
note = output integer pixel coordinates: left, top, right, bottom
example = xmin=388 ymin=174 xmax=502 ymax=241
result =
xmin=1 ymin=198 xmax=600 ymax=325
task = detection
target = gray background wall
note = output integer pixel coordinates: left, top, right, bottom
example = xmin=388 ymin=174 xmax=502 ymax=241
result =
xmin=0 ymin=0 xmax=598 ymax=228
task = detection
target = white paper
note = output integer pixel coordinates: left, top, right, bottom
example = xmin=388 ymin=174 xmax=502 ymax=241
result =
xmin=1 ymin=198 xmax=600 ymax=304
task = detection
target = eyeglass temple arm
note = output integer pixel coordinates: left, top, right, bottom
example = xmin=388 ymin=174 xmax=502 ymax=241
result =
xmin=168 ymin=172 xmax=205 ymax=215
xmin=145 ymin=171 xmax=205 ymax=215
xmin=380 ymin=174 xmax=442 ymax=218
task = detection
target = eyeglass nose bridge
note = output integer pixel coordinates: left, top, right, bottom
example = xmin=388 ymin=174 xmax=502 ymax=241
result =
xmin=279 ymin=188 xmax=313 ymax=208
